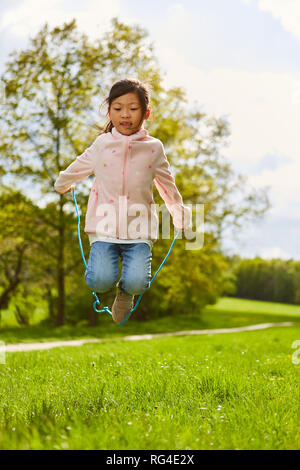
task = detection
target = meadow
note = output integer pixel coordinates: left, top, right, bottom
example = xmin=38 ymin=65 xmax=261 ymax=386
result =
xmin=1 ymin=296 xmax=300 ymax=344
xmin=0 ymin=297 xmax=299 ymax=450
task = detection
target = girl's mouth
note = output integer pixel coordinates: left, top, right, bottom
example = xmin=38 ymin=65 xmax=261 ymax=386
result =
xmin=121 ymin=123 xmax=132 ymax=128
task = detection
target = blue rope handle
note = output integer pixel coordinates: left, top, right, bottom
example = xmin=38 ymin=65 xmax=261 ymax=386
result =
xmin=71 ymin=185 xmax=181 ymax=326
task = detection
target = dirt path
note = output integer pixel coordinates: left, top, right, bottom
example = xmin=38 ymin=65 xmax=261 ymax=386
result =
xmin=4 ymin=322 xmax=295 ymax=353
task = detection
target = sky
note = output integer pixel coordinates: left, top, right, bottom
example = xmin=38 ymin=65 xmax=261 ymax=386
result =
xmin=0 ymin=0 xmax=300 ymax=260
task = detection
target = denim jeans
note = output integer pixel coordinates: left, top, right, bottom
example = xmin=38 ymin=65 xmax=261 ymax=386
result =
xmin=85 ymin=242 xmax=152 ymax=296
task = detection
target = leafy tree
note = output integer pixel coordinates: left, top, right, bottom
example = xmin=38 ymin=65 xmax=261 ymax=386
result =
xmin=271 ymin=259 xmax=294 ymax=303
xmin=0 ymin=187 xmax=35 ymax=317
xmin=231 ymin=257 xmax=298 ymax=304
xmin=0 ymin=20 xmax=105 ymax=325
xmin=291 ymin=261 xmax=300 ymax=304
xmin=232 ymin=258 xmax=270 ymax=301
xmin=0 ymin=184 xmax=83 ymax=325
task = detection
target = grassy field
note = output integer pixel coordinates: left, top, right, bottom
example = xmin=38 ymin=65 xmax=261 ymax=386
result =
xmin=0 ymin=296 xmax=299 ymax=344
xmin=0 ymin=326 xmax=299 ymax=450
xmin=0 ymin=297 xmax=299 ymax=450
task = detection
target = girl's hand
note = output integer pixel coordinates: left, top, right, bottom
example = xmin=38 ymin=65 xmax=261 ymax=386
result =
xmin=65 ymin=185 xmax=75 ymax=193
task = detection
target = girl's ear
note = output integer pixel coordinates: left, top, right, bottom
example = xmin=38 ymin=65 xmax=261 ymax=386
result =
xmin=145 ymin=108 xmax=151 ymax=120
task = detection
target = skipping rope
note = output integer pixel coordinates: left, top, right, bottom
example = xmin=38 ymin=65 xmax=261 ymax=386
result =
xmin=71 ymin=185 xmax=181 ymax=326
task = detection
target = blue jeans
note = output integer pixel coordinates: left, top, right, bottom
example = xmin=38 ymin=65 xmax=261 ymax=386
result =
xmin=85 ymin=242 xmax=152 ymax=296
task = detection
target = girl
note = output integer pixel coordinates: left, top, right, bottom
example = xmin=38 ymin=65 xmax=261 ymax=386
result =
xmin=54 ymin=78 xmax=191 ymax=324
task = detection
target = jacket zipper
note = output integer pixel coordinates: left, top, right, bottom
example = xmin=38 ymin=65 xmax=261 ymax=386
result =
xmin=122 ymin=136 xmax=129 ymax=195
xmin=118 ymin=136 xmax=130 ymax=239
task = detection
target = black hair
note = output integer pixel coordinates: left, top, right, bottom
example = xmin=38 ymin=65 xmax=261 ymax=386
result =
xmin=98 ymin=78 xmax=150 ymax=134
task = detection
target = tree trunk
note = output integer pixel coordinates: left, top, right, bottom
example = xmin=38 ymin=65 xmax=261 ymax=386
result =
xmin=55 ymin=195 xmax=65 ymax=326
xmin=0 ymin=287 xmax=14 ymax=311
xmin=89 ymin=307 xmax=97 ymax=327
xmin=15 ymin=305 xmax=29 ymax=326
xmin=46 ymin=285 xmax=56 ymax=321
xmin=0 ymin=245 xmax=25 ymax=310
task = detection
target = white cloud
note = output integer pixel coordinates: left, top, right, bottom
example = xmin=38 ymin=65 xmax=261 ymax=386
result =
xmin=159 ymin=47 xmax=300 ymax=219
xmin=0 ymin=0 xmax=121 ymax=39
xmin=160 ymin=3 xmax=190 ymax=33
xmin=243 ymin=0 xmax=300 ymax=40
xmin=259 ymin=0 xmax=300 ymax=39
xmin=160 ymin=54 xmax=300 ymax=180
xmin=153 ymin=1 xmax=300 ymax=229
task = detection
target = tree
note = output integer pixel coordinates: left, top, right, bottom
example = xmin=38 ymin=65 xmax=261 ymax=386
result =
xmin=0 ymin=185 xmax=58 ymax=322
xmin=0 ymin=187 xmax=34 ymax=317
xmin=230 ymin=257 xmax=298 ymax=304
xmin=1 ymin=20 xmax=104 ymax=325
xmin=291 ymin=261 xmax=300 ymax=304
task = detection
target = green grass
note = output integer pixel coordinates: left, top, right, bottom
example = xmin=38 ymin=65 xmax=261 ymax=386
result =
xmin=207 ymin=297 xmax=300 ymax=317
xmin=1 ymin=297 xmax=299 ymax=345
xmin=0 ymin=326 xmax=299 ymax=449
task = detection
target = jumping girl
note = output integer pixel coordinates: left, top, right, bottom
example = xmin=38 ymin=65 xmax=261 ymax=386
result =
xmin=54 ymin=78 xmax=191 ymax=324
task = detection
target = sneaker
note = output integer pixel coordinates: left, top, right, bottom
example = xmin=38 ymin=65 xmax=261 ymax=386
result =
xmin=111 ymin=287 xmax=134 ymax=324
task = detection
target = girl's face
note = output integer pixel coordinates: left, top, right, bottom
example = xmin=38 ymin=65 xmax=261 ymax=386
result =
xmin=109 ymin=92 xmax=150 ymax=135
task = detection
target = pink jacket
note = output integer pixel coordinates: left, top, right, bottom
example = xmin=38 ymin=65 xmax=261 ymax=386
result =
xmin=54 ymin=127 xmax=191 ymax=241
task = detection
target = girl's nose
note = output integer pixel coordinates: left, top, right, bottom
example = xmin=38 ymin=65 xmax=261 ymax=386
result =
xmin=121 ymin=110 xmax=130 ymax=118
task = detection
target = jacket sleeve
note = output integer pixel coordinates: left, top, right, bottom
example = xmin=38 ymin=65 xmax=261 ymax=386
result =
xmin=54 ymin=136 xmax=101 ymax=194
xmin=153 ymin=142 xmax=191 ymax=231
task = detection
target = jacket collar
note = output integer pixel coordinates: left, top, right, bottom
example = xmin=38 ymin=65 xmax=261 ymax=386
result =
xmin=111 ymin=126 xmax=148 ymax=141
